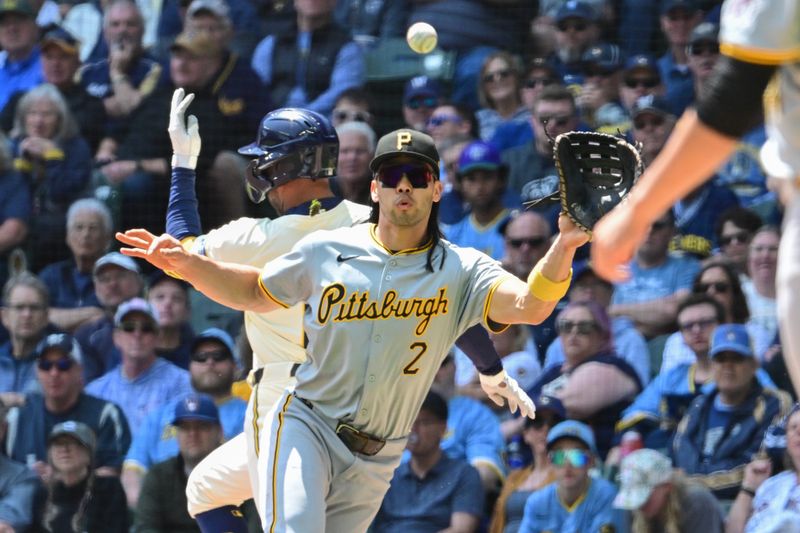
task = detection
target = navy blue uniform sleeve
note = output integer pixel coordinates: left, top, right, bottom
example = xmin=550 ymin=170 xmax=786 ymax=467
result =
xmin=454 ymin=324 xmax=503 ymax=376
xmin=165 ymin=167 xmax=202 ymax=240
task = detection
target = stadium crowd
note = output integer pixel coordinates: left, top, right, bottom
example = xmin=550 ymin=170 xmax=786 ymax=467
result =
xmin=0 ymin=0 xmax=797 ymax=531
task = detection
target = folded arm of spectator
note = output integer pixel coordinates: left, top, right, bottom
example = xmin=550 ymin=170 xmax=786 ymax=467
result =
xmin=609 ymin=290 xmax=688 ymax=338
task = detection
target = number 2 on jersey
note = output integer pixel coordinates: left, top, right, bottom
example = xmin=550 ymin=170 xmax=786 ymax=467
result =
xmin=403 ymin=342 xmax=428 ymax=375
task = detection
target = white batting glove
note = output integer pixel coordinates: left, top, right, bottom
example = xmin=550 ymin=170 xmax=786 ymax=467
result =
xmin=168 ymin=88 xmax=201 ymax=169
xmin=479 ymin=370 xmax=537 ymax=419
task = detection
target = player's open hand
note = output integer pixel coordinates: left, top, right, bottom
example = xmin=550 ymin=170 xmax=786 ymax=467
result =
xmin=116 ymin=229 xmax=190 ymax=272
xmin=479 ymin=370 xmax=536 ymax=419
xmin=168 ymin=88 xmax=201 ymax=169
xmin=590 ymin=204 xmax=649 ymax=283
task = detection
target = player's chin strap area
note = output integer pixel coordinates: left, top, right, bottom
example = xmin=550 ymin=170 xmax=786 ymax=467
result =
xmin=293 ymin=394 xmax=387 ymax=456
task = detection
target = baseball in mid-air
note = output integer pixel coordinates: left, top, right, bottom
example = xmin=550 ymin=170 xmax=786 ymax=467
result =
xmin=406 ymin=22 xmax=438 ymax=54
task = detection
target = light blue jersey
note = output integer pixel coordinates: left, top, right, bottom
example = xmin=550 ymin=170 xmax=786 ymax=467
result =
xmin=519 ymin=477 xmax=620 ymax=533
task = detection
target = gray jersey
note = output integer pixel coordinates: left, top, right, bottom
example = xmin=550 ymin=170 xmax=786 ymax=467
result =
xmin=193 ymin=200 xmax=371 ymax=368
xmin=258 ymin=223 xmax=515 ymax=440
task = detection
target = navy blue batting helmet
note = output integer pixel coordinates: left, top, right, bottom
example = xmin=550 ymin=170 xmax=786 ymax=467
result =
xmin=238 ymin=108 xmax=338 ymax=203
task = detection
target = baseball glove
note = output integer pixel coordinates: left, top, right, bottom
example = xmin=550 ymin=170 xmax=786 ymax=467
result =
xmin=545 ymin=131 xmax=643 ymax=236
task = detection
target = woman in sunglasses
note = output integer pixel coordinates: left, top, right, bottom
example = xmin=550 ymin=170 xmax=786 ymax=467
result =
xmin=519 ymin=420 xmax=621 ymax=532
xmin=526 ymin=302 xmax=641 ymax=458
xmin=475 ymin=51 xmax=530 ymax=142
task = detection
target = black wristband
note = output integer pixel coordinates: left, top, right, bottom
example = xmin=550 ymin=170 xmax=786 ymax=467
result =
xmin=740 ymin=486 xmax=756 ymax=498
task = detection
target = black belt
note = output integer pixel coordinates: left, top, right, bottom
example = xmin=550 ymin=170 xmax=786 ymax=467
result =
xmin=293 ymin=394 xmax=386 ymax=456
xmin=251 ymin=363 xmax=300 ymax=385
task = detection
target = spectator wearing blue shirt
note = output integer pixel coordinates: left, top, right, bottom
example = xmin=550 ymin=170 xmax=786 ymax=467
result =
xmin=610 ymin=210 xmax=700 ymax=339
xmin=75 ymin=252 xmax=145 ymax=380
xmin=5 ymin=333 xmax=131 ymax=476
xmin=121 ymin=328 xmax=245 ymax=509
xmin=147 ymin=271 xmax=194 ymax=369
xmin=38 ymin=199 xmax=111 ymax=333
xmin=373 ymin=391 xmax=485 ymax=533
xmin=0 ymin=131 xmax=30 ymax=288
xmin=85 ymin=298 xmax=192 ymax=435
xmin=0 ymin=273 xmax=53 ymax=396
xmin=656 ymin=0 xmax=703 ymax=116
xmin=0 ymin=0 xmax=42 ymax=116
xmin=519 ymin=420 xmax=620 ymax=532
xmin=0 ymin=402 xmax=39 ymax=533
xmin=251 ymin=0 xmax=364 ymax=116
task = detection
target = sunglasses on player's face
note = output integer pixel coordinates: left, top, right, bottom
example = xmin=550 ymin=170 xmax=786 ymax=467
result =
xmin=376 ymin=164 xmax=434 ymax=188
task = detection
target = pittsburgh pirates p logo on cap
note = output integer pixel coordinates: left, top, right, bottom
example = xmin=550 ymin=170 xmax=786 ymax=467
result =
xmin=396 ymin=131 xmax=412 ymax=150
xmin=370 ymin=128 xmax=441 ymax=176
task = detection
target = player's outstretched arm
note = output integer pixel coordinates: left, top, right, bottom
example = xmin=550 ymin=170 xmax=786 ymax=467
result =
xmin=489 ymin=214 xmax=588 ymax=326
xmin=116 ymin=229 xmax=277 ymax=314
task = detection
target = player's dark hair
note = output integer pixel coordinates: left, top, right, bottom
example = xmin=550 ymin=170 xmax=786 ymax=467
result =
xmin=420 ymin=390 xmax=448 ymax=422
xmin=714 ymin=206 xmax=762 ymax=244
xmin=677 ymin=292 xmax=725 ymax=324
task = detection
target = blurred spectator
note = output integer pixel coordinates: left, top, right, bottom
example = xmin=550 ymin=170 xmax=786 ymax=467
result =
xmin=402 ymin=76 xmax=442 ymax=132
xmin=630 ymin=95 xmax=676 ymax=166
xmin=108 ymin=30 xmax=270 ymax=230
xmin=251 ymin=0 xmax=365 ymax=116
xmin=545 ymin=261 xmax=650 ymax=386
xmin=503 ymin=85 xmax=579 ymax=202
xmin=330 ymin=87 xmax=373 ymax=128
xmin=10 ymin=83 xmax=92 ymax=272
xmin=134 ymin=393 xmax=223 ymax=532
xmin=619 ymin=55 xmax=664 ymax=118
xmin=430 ymin=355 xmax=505 ymax=494
xmin=551 ymin=1 xmax=601 ymax=77
xmin=656 ymin=0 xmax=702 ymax=115
xmin=519 ymin=420 xmax=620 ymax=532
xmin=122 ymin=327 xmax=244 ymax=508
xmin=74 ymin=252 xmax=144 ymax=379
xmin=686 ymin=22 xmax=718 ymax=101
xmin=1 ymin=27 xmax=106 ymax=153
xmin=0 ymin=272 xmax=52 ymax=395
xmin=5 ymin=333 xmax=131 ymax=476
xmin=614 ymin=448 xmax=724 ymax=532
xmin=672 ymin=180 xmax=739 ymax=259
xmin=333 ymin=0 xmax=409 ymax=42
xmin=578 ymin=43 xmax=629 ymax=134
xmin=85 ymin=297 xmax=192 ymax=432
xmin=80 ymin=0 xmax=166 ymax=162
xmin=0 ymin=401 xmax=39 ymax=533
xmin=661 ymin=262 xmax=773 ymax=370
xmin=741 ymin=227 xmax=779 ymax=340
xmin=0 ymin=0 xmax=43 ymax=115
xmin=475 ymin=51 xmax=530 ymax=142
xmin=671 ymin=324 xmax=791 ymax=499
xmin=488 ymin=397 xmax=563 ymax=533
xmin=427 ymin=103 xmax=475 ymax=150
xmin=37 ymin=421 xmax=129 ymax=532
xmin=727 ymin=406 xmax=800 ymax=533
xmin=147 ymin=271 xmax=194 ymax=369
xmin=529 ymin=302 xmax=641 ymax=458
xmin=334 ymin=121 xmax=375 ymax=206
xmin=714 ymin=207 xmax=763 ymax=278
xmin=372 ymin=391 xmax=484 ymax=533
xmin=609 ymin=210 xmax=700 ymax=338
xmin=0 ymin=130 xmax=30 ymax=287
xmin=38 ymin=198 xmax=110 ymax=333
xmin=443 ymin=140 xmax=514 ymax=260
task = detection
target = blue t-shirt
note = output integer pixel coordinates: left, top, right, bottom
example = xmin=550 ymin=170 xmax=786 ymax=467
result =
xmin=520 ymin=477 xmax=620 ymax=533
xmin=612 ymin=255 xmax=700 ymax=306
xmin=0 ymin=48 xmax=42 ymax=113
xmin=703 ymin=396 xmax=736 ymax=459
xmin=657 ymin=52 xmax=694 ymax=116
xmin=443 ymin=210 xmax=510 ymax=260
xmin=442 ymin=396 xmax=506 ymax=477
xmin=124 ymin=395 xmax=246 ymax=470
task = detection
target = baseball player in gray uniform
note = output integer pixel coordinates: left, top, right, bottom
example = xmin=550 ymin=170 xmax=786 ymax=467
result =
xmin=119 ymin=127 xmax=589 ymax=532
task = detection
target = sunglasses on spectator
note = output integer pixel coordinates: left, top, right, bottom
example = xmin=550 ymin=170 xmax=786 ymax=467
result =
xmin=427 ymin=114 xmax=462 ymax=128
xmin=688 ymin=42 xmax=719 ymax=56
xmin=118 ymin=321 xmax=156 ymax=334
xmin=191 ymin=350 xmax=232 ymax=363
xmin=483 ymin=69 xmax=513 ymax=84
xmin=584 ymin=67 xmax=617 ymax=78
xmin=557 ymin=20 xmax=589 ymax=32
xmin=720 ymin=231 xmax=750 ymax=246
xmin=377 ymin=164 xmax=434 ymax=188
xmin=529 ymin=416 xmax=559 ymax=429
xmin=624 ymin=77 xmax=659 ymax=89
xmin=38 ymin=358 xmax=75 ymax=372
xmin=508 ymin=236 xmax=548 ymax=249
xmin=678 ymin=317 xmax=717 ymax=332
xmin=332 ymin=109 xmax=371 ymax=123
xmin=713 ymin=353 xmax=750 ymax=365
xmin=406 ymin=96 xmax=438 ymax=110
xmin=697 ymin=281 xmax=730 ymax=294
xmin=556 ymin=319 xmax=598 ymax=335
xmin=633 ymin=115 xmax=666 ymax=130
xmin=538 ymin=114 xmax=572 ymax=127
xmin=6 ymin=303 xmax=46 ymax=313
xmin=524 ymin=77 xmax=556 ymax=89
xmin=549 ymin=449 xmax=591 ymax=467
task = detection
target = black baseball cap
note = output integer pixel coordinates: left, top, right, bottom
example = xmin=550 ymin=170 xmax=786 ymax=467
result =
xmin=369 ymin=129 xmax=440 ymax=176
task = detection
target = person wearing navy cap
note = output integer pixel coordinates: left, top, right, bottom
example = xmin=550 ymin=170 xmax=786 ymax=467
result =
xmin=579 ymin=42 xmax=630 ymax=134
xmin=656 ymin=0 xmax=703 ymax=115
xmin=135 ymin=393 xmax=224 ymax=532
xmin=630 ymin=95 xmax=677 ymax=166
xmin=620 ymin=54 xmax=665 ymax=117
xmin=402 ymin=75 xmax=442 ymax=132
xmin=519 ymin=419 xmax=621 ymax=532
xmin=552 ymin=0 xmax=601 ymax=73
